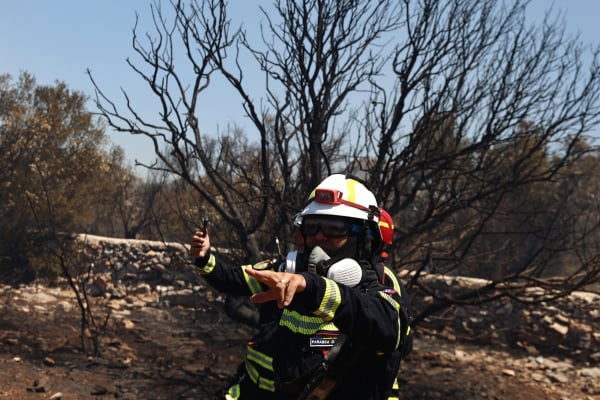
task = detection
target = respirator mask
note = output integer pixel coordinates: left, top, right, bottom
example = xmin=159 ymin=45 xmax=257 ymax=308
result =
xmin=306 ymin=246 xmax=362 ymax=287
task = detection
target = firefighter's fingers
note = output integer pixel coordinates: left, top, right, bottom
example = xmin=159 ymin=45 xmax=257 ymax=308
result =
xmin=250 ymin=284 xmax=288 ymax=309
xmin=247 ymin=271 xmax=289 ymax=308
xmin=282 ymin=276 xmax=306 ymax=307
xmin=245 ymin=268 xmax=281 ymax=287
xmin=274 ymin=278 xmax=288 ymax=308
xmin=250 ymin=289 xmax=277 ymax=304
xmin=246 ymin=269 xmax=306 ymax=308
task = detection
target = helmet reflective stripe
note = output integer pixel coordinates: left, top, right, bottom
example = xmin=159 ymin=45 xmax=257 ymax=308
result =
xmin=302 ymin=174 xmax=379 ymax=223
xmin=346 ymin=178 xmax=358 ymax=203
xmin=308 ymin=176 xmax=361 ymax=204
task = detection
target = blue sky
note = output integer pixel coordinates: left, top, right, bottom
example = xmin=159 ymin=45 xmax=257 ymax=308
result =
xmin=1 ymin=1 xmax=598 ymax=170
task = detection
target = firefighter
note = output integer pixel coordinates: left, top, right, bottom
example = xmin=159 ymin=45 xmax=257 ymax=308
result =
xmin=191 ymin=174 xmax=405 ymax=399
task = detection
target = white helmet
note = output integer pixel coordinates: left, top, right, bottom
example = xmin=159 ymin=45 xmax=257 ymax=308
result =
xmin=301 ymin=174 xmax=379 ymax=224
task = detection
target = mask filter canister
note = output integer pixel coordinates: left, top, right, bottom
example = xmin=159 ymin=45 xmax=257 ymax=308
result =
xmin=307 ymin=246 xmax=362 ymax=287
xmin=326 ymin=258 xmax=362 ymax=287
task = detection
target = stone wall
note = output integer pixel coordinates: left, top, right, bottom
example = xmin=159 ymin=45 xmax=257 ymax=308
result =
xmin=75 ymin=234 xmax=194 ymax=286
xmin=403 ymin=273 xmax=600 ymax=363
xmin=75 ymin=234 xmax=600 ymax=362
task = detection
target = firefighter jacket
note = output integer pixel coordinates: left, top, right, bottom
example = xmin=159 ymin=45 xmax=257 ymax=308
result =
xmin=195 ymin=250 xmax=404 ymax=400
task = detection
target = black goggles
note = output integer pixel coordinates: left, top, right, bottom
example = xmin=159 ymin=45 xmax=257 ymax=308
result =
xmin=301 ymin=217 xmax=361 ymax=238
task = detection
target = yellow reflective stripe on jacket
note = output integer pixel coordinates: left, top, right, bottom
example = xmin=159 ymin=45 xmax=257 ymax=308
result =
xmin=313 ymin=278 xmax=341 ymax=321
xmin=279 ymin=308 xmax=337 ymax=335
xmin=241 ymin=264 xmax=263 ymax=294
xmin=383 ymin=266 xmax=412 ymax=340
xmin=383 ymin=266 xmax=401 ymax=293
xmin=387 ymin=376 xmax=400 ymax=400
xmin=225 ymin=383 xmax=240 ymax=400
xmin=378 ymin=291 xmax=402 ymax=350
xmin=197 ymin=253 xmax=217 ymax=275
xmin=245 ymin=358 xmax=276 ymax=392
xmin=246 ymin=345 xmax=274 ymax=372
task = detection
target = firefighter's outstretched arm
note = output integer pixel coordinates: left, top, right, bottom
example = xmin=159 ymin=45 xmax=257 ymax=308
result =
xmin=245 ymin=268 xmax=306 ymax=309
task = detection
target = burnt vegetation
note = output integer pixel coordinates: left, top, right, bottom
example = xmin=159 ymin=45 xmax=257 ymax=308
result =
xmin=1 ymin=0 xmax=600 ymax=347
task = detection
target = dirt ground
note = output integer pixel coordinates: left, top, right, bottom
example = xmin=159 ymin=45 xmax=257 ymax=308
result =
xmin=0 ymin=283 xmax=597 ymax=400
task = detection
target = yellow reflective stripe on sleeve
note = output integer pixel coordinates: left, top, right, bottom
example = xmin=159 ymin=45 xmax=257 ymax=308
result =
xmin=241 ymin=264 xmax=263 ymax=294
xmin=245 ymin=359 xmax=275 ymax=392
xmin=225 ymin=383 xmax=240 ymax=400
xmin=197 ymin=254 xmax=217 ymax=275
xmin=313 ymin=278 xmax=341 ymax=321
xmin=378 ymin=291 xmax=402 ymax=350
xmin=246 ymin=346 xmax=274 ymax=372
xmin=279 ymin=308 xmax=337 ymax=335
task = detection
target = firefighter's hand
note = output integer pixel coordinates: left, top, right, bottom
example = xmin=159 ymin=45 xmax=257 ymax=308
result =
xmin=245 ymin=268 xmax=306 ymax=309
xmin=190 ymin=229 xmax=210 ymax=258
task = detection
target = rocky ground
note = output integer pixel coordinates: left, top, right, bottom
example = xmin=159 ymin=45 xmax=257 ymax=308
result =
xmin=0 ymin=281 xmax=599 ymax=400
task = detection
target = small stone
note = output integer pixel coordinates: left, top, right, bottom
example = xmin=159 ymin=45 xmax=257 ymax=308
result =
xmin=43 ymin=357 xmax=56 ymax=366
xmin=122 ymin=318 xmax=136 ymax=330
xmin=580 ymin=368 xmax=600 ymax=378
xmin=531 ymin=373 xmax=546 ymax=382
xmin=546 ymin=371 xmax=569 ymax=384
xmin=548 ymin=322 xmax=569 ymax=336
